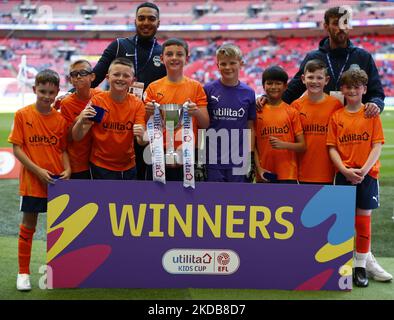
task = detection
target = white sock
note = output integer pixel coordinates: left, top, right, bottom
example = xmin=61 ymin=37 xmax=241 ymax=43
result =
xmin=354 ymin=252 xmax=368 ymax=268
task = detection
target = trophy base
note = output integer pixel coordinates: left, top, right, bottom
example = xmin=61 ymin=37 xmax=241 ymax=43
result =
xmin=165 ymin=153 xmax=181 ymax=167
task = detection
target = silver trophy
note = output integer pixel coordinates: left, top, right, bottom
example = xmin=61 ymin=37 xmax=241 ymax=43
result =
xmin=159 ymin=104 xmax=184 ymax=166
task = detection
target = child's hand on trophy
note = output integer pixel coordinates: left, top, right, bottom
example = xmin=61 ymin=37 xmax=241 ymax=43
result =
xmin=145 ymin=101 xmax=157 ymax=116
xmin=133 ymin=124 xmax=148 ymax=146
xmin=133 ymin=124 xmax=145 ymax=138
xmin=185 ymin=99 xmax=198 ymax=116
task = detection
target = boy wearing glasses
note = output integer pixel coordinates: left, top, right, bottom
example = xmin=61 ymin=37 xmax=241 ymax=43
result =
xmin=60 ymin=59 xmax=100 ymax=179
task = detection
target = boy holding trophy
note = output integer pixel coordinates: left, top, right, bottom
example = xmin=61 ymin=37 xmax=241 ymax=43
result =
xmin=144 ymin=38 xmax=209 ymax=186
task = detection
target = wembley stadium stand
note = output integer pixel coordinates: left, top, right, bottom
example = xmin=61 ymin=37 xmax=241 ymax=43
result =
xmin=0 ymin=0 xmax=393 ymax=106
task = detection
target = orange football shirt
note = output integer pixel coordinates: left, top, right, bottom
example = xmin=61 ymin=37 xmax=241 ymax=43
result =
xmin=291 ymin=94 xmax=343 ymax=183
xmin=327 ymin=106 xmax=384 ymax=179
xmin=8 ymin=104 xmax=68 ymax=197
xmin=89 ymin=91 xmax=145 ymax=171
xmin=254 ymin=102 xmax=303 ymax=181
xmin=144 ymin=76 xmax=207 ymax=151
xmin=60 ymin=88 xmax=100 ymax=173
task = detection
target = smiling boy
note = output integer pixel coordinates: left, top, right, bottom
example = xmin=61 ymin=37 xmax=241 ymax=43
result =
xmin=327 ymin=67 xmax=392 ymax=287
xmin=254 ymin=66 xmax=305 ymax=183
xmin=144 ymin=38 xmax=209 ymax=181
xmin=72 ymin=58 xmax=146 ymax=180
xmin=290 ymin=59 xmax=343 ymax=184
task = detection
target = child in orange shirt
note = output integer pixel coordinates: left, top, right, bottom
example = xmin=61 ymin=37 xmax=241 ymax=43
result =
xmin=254 ymin=66 xmax=305 ymax=183
xmin=144 ymin=38 xmax=209 ymax=181
xmin=60 ymin=59 xmax=100 ymax=179
xmin=327 ymin=67 xmax=392 ymax=287
xmin=8 ymin=69 xmax=71 ymax=291
xmin=72 ymin=57 xmax=146 ymax=180
xmin=290 ymin=59 xmax=343 ymax=184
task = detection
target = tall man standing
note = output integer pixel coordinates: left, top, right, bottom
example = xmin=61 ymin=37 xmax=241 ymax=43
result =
xmin=258 ymin=6 xmax=385 ymax=117
xmin=92 ymin=2 xmax=166 ymax=180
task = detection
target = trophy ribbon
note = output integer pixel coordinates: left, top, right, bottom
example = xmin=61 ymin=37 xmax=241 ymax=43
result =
xmin=182 ymin=102 xmax=195 ymax=189
xmin=147 ymin=102 xmax=166 ymax=184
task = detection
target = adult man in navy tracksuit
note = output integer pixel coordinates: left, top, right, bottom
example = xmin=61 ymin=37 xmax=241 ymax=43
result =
xmin=92 ymin=2 xmax=166 ymax=180
xmin=284 ymin=6 xmax=385 ymax=116
xmin=257 ymin=6 xmax=385 ymax=117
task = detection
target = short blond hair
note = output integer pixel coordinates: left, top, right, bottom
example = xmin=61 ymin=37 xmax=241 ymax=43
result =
xmin=216 ymin=43 xmax=243 ymax=61
xmin=109 ymin=57 xmax=135 ymax=74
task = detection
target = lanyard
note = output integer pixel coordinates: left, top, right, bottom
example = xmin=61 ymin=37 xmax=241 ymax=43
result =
xmin=134 ymin=36 xmax=156 ymax=77
xmin=326 ymin=53 xmax=350 ymax=90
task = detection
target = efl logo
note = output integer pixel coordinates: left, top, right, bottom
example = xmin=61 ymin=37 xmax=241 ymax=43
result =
xmin=162 ymin=249 xmax=240 ymax=275
xmin=217 ymin=252 xmax=230 ymax=272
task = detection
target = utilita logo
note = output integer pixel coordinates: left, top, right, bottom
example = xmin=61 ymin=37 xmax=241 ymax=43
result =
xmin=103 ymin=121 xmax=133 ymax=131
xmin=339 ymin=131 xmax=370 ymax=143
xmin=260 ymin=124 xmax=290 ymax=136
xmin=28 ymin=134 xmax=58 ymax=145
xmin=162 ymin=249 xmax=240 ymax=275
xmin=212 ymin=107 xmax=245 ymax=118
xmin=303 ymin=124 xmax=328 ymax=134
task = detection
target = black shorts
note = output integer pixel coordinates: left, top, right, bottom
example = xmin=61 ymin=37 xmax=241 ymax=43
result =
xmin=20 ymin=196 xmax=47 ymax=213
xmin=90 ymin=163 xmax=137 ymax=180
xmin=255 ymin=179 xmax=298 ymax=184
xmin=334 ymin=172 xmax=379 ymax=210
xmin=71 ymin=170 xmax=92 ymax=180
xmin=299 ymin=181 xmax=333 ymax=185
xmin=276 ymin=179 xmax=298 ymax=184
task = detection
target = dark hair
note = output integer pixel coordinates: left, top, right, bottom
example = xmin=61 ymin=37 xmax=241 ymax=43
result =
xmin=262 ymin=65 xmax=288 ymax=84
xmin=109 ymin=57 xmax=135 ymax=73
xmin=339 ymin=67 xmax=368 ymax=87
xmin=136 ymin=2 xmax=160 ymax=17
xmin=324 ymin=6 xmax=348 ymax=25
xmin=35 ymin=69 xmax=60 ymax=87
xmin=162 ymin=38 xmax=189 ymax=56
xmin=304 ymin=59 xmax=328 ymax=75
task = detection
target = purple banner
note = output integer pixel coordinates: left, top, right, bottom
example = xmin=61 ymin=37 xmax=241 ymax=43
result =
xmin=47 ymin=181 xmax=356 ymax=290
